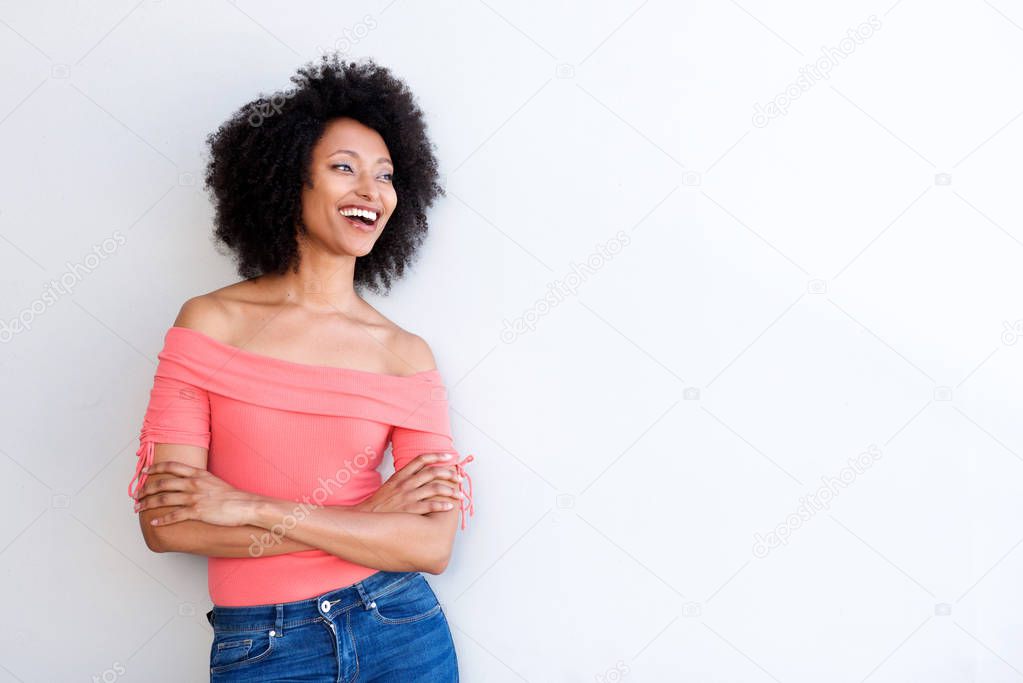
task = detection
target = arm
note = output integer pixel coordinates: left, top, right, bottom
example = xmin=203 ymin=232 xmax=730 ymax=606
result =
xmin=136 ymin=297 xmax=315 ymax=557
xmin=139 ymin=442 xmax=321 ymax=557
xmin=138 ymin=449 xmax=466 ymax=563
xmin=247 ymin=455 xmax=464 ymax=573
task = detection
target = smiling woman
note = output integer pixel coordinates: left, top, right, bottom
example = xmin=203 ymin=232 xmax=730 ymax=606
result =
xmin=203 ymin=54 xmax=446 ymax=295
xmin=295 ymin=116 xmax=400 ymax=259
xmin=132 ymin=53 xmax=470 ymax=682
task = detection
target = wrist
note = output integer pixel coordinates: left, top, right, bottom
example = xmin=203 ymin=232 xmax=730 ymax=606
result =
xmin=248 ymin=494 xmax=281 ymax=529
xmin=352 ymin=493 xmax=378 ymax=513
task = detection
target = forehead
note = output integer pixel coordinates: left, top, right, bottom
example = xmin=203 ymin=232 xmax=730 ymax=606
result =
xmin=315 ymin=117 xmax=390 ymax=159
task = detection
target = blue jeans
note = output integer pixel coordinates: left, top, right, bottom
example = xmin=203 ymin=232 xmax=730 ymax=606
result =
xmin=205 ymin=571 xmax=459 ymax=681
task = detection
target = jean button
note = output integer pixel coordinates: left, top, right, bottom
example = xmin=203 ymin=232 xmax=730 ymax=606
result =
xmin=321 ymin=600 xmax=331 ymax=613
xmin=368 ymin=601 xmax=376 ymax=609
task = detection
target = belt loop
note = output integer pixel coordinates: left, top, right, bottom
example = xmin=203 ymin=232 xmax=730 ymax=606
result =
xmin=353 ymin=577 xmax=374 ymax=609
xmin=275 ymin=604 xmax=284 ymax=636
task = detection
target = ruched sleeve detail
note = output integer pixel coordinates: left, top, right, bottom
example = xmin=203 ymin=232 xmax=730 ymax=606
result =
xmin=388 ymin=372 xmax=477 ymax=531
xmin=128 ymin=372 xmax=211 ymax=503
xmin=391 ymin=425 xmax=476 ymax=531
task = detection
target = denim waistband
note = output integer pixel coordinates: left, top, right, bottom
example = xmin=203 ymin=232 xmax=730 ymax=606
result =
xmin=205 ymin=570 xmax=420 ymax=633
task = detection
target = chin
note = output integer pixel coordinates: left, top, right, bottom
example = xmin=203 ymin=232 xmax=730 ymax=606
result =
xmin=345 ymin=239 xmax=377 ymax=258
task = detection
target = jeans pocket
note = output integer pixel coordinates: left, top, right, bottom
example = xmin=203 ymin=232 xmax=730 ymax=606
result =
xmin=370 ymin=572 xmax=442 ymax=625
xmin=210 ymin=628 xmax=275 ymax=673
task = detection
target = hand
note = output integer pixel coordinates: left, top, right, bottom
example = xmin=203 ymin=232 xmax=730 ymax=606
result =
xmin=356 ymin=453 xmax=464 ymax=515
xmin=134 ymin=461 xmax=259 ymax=527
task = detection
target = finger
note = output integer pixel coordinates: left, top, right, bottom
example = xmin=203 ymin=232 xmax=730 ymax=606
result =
xmin=145 ymin=461 xmax=203 ymax=478
xmin=409 ymin=466 xmax=460 ymax=488
xmin=428 ymin=465 xmax=460 ymax=480
xmin=423 ymin=494 xmax=461 ymax=507
xmin=150 ymin=507 xmax=193 ymax=526
xmin=412 ymin=498 xmax=457 ymax=514
xmin=409 ymin=484 xmax=450 ymax=503
xmin=404 ymin=453 xmax=454 ymax=476
xmin=408 ymin=473 xmax=458 ymax=494
xmin=422 ymin=482 xmax=461 ymax=500
xmin=404 ymin=475 xmax=455 ymax=499
xmin=137 ymin=492 xmax=194 ymax=512
xmin=136 ymin=475 xmax=173 ymax=500
xmin=137 ymin=476 xmax=193 ymax=499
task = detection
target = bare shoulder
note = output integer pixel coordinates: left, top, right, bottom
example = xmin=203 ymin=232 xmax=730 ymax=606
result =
xmin=172 ymin=281 xmax=252 ymax=340
xmin=395 ymin=329 xmax=438 ymax=374
xmin=359 ymin=300 xmax=438 ymax=374
xmin=172 ymin=294 xmax=229 ymax=337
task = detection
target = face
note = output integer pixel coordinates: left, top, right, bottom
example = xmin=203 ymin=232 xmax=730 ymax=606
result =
xmin=298 ymin=116 xmax=397 ymax=258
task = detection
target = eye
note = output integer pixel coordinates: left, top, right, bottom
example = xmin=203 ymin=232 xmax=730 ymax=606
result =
xmin=332 ymin=163 xmax=353 ymax=172
xmin=380 ymin=173 xmax=393 ymax=182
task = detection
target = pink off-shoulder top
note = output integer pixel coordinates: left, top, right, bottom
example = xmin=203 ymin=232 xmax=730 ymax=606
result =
xmin=128 ymin=325 xmax=475 ymax=607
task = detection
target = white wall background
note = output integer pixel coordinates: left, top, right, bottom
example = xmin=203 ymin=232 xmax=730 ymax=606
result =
xmin=1 ymin=0 xmax=1021 ymax=680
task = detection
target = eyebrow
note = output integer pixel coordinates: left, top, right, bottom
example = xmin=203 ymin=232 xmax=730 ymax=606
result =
xmin=329 ymin=149 xmax=393 ymax=166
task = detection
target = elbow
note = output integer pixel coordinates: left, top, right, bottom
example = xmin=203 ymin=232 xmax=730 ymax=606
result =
xmin=419 ymin=556 xmax=448 ymax=576
xmin=420 ymin=542 xmax=453 ymax=575
xmin=139 ymin=514 xmax=169 ymax=553
xmin=417 ymin=510 xmax=461 ymax=574
xmin=142 ymin=530 xmax=165 ymax=553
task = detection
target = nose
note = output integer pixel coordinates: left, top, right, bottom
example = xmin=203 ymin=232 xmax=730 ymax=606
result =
xmin=354 ymin=172 xmax=378 ymax=201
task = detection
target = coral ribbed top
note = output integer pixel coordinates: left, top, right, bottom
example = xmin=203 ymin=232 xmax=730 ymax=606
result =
xmin=128 ymin=325 xmax=475 ymax=607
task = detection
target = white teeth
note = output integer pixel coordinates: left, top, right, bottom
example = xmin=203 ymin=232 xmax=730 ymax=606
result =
xmin=339 ymin=207 xmax=378 ymax=221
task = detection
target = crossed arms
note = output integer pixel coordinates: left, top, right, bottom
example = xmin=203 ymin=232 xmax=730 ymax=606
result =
xmin=135 ymin=442 xmax=466 ymax=574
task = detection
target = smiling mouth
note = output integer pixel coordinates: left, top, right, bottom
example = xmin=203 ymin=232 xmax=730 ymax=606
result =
xmin=338 ymin=208 xmax=380 ymax=231
xmin=342 ymin=215 xmax=377 ymax=232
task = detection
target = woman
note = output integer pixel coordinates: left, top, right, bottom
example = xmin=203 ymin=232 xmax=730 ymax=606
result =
xmin=128 ymin=55 xmax=475 ymax=681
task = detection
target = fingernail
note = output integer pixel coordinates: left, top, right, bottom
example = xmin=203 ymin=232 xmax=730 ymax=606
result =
xmin=444 ymin=503 xmax=453 ymax=509
xmin=440 ymin=453 xmax=451 ymax=459
xmin=141 ymin=466 xmax=149 ymax=473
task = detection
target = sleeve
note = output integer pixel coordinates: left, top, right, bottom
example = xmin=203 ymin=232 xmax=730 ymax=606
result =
xmin=128 ymin=372 xmax=211 ymax=503
xmin=390 ymin=425 xmax=476 ymax=531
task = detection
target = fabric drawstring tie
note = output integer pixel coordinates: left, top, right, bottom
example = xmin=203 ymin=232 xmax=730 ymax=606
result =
xmin=452 ymin=453 xmax=475 ymax=530
xmin=128 ymin=435 xmax=156 ymax=502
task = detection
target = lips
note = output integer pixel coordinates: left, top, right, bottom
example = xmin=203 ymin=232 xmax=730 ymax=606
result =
xmin=337 ymin=204 xmax=381 ymax=232
xmin=341 ymin=213 xmax=378 ymax=232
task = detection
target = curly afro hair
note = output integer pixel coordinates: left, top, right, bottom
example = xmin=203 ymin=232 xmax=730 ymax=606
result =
xmin=202 ymin=54 xmax=445 ymax=295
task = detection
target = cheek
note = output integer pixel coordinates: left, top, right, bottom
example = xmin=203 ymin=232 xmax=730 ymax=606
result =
xmin=384 ymin=189 xmax=398 ymax=215
xmin=300 ymin=190 xmax=333 ymax=221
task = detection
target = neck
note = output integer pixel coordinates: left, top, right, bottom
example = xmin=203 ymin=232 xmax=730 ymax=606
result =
xmin=267 ymin=253 xmax=362 ymax=315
